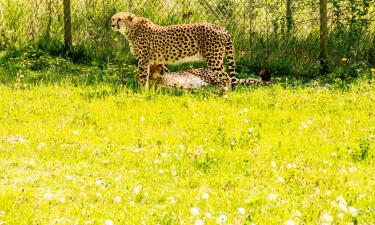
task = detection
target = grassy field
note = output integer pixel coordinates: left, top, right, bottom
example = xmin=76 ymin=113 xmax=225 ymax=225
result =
xmin=0 ymin=74 xmax=374 ymax=224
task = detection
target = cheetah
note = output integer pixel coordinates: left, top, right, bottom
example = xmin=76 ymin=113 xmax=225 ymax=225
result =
xmin=149 ymin=63 xmax=271 ymax=89
xmin=111 ymin=12 xmax=236 ymax=89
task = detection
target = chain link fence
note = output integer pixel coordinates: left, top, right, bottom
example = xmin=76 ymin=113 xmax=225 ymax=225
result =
xmin=1 ymin=0 xmax=374 ymax=75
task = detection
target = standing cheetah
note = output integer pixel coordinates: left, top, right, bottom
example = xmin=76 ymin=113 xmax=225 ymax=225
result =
xmin=111 ymin=12 xmax=236 ymax=89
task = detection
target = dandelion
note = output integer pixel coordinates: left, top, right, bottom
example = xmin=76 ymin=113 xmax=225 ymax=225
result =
xmin=285 ymin=219 xmax=296 ymax=225
xmin=195 ymin=219 xmax=204 ymax=225
xmin=202 ymin=193 xmax=209 ymax=200
xmin=191 ymin=207 xmax=200 ymax=216
xmin=113 ymin=196 xmax=122 ymax=203
xmin=348 ymin=206 xmax=358 ymax=217
xmin=216 ymin=214 xmax=228 ymax=223
xmin=341 ymin=57 xmax=348 ymax=62
xmin=268 ymin=194 xmax=278 ymax=200
xmin=238 ymin=208 xmax=246 ymax=215
xmin=44 ymin=193 xmax=53 ymax=200
xmin=104 ymin=219 xmax=113 ymax=225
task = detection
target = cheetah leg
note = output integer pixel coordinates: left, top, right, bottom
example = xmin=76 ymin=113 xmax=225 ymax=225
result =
xmin=207 ymin=63 xmax=231 ymax=92
xmin=136 ymin=59 xmax=150 ymax=91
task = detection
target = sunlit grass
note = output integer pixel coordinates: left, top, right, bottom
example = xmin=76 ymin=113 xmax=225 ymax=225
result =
xmin=0 ymin=80 xmax=374 ymax=224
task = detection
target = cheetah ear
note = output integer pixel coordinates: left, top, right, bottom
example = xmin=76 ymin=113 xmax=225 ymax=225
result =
xmin=127 ymin=13 xmax=135 ymax=22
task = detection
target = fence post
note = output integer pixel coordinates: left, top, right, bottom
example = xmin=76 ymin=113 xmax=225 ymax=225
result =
xmin=63 ymin=0 xmax=72 ymax=51
xmin=319 ymin=0 xmax=328 ymax=75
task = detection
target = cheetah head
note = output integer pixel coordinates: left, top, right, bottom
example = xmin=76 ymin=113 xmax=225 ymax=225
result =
xmin=111 ymin=12 xmax=135 ymax=33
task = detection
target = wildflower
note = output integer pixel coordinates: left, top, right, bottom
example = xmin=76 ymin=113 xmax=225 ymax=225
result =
xmin=244 ymin=119 xmax=249 ymax=123
xmin=104 ymin=219 xmax=113 ymax=225
xmin=287 ymin=163 xmax=297 ymax=169
xmin=73 ymin=130 xmax=79 ymax=135
xmin=268 ymin=194 xmax=278 ymax=200
xmin=191 ymin=207 xmax=200 ymax=216
xmin=0 ymin=211 xmax=5 ymax=217
xmin=271 ymin=161 xmax=277 ymax=168
xmin=341 ymin=57 xmax=348 ymax=62
xmin=371 ymin=68 xmax=375 ymax=74
xmin=134 ymin=185 xmax=142 ymax=194
xmin=216 ymin=214 xmax=228 ymax=223
xmin=331 ymin=152 xmax=337 ymax=158
xmin=202 ymin=193 xmax=209 ymax=200
xmin=348 ymin=206 xmax=358 ymax=217
xmin=44 ymin=193 xmax=53 ymax=200
xmin=167 ymin=197 xmax=176 ymax=204
xmin=113 ymin=196 xmax=122 ymax=203
xmin=159 ymin=169 xmax=164 ymax=174
xmin=66 ymin=175 xmax=73 ymax=180
xmin=160 ymin=152 xmax=167 ymax=158
xmin=179 ymin=144 xmax=186 ymax=151
xmin=18 ymin=136 xmax=25 ymax=143
xmin=195 ymin=219 xmax=204 ymax=225
xmin=132 ymin=148 xmax=141 ymax=153
xmin=205 ymin=212 xmax=212 ymax=218
xmin=238 ymin=208 xmax=246 ymax=215
xmin=348 ymin=167 xmax=357 ymax=173
xmin=28 ymin=160 xmax=35 ymax=167
xmin=293 ymin=210 xmax=301 ymax=217
xmin=139 ymin=116 xmax=145 ymax=121
xmin=95 ymin=179 xmax=104 ymax=186
xmin=346 ymin=119 xmax=351 ymax=125
xmin=285 ymin=219 xmax=296 ymax=225
xmin=307 ymin=120 xmax=312 ymax=125
xmin=37 ymin=142 xmax=46 ymax=150
xmin=337 ymin=213 xmax=344 ymax=219
xmin=321 ymin=213 xmax=333 ymax=223
xmin=277 ymin=176 xmax=285 ymax=183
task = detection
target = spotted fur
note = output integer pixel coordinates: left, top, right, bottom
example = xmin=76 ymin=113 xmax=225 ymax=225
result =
xmin=149 ymin=64 xmax=271 ymax=89
xmin=111 ymin=12 xmax=236 ymax=88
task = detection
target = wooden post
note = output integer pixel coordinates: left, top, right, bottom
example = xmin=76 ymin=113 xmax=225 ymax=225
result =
xmin=63 ymin=0 xmax=72 ymax=51
xmin=286 ymin=0 xmax=292 ymax=35
xmin=319 ymin=0 xmax=328 ymax=75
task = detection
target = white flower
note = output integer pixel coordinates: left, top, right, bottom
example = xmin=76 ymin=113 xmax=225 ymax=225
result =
xmin=307 ymin=120 xmax=312 ymax=125
xmin=331 ymin=152 xmax=337 ymax=158
xmin=167 ymin=197 xmax=176 ymax=204
xmin=28 ymin=160 xmax=35 ymax=167
xmin=287 ymin=163 xmax=297 ymax=169
xmin=18 ymin=137 xmax=25 ymax=143
xmin=179 ymin=144 xmax=185 ymax=151
xmin=271 ymin=161 xmax=277 ymax=168
xmin=238 ymin=208 xmax=246 ymax=215
xmin=336 ymin=196 xmax=347 ymax=207
xmin=348 ymin=206 xmax=358 ymax=217
xmin=113 ymin=196 xmax=122 ymax=203
xmin=104 ymin=219 xmax=113 ymax=225
xmin=205 ymin=212 xmax=212 ymax=218
xmin=268 ymin=194 xmax=278 ymax=200
xmin=346 ymin=119 xmax=351 ymax=124
xmin=285 ymin=219 xmax=296 ymax=225
xmin=73 ymin=130 xmax=79 ymax=135
xmin=202 ymin=193 xmax=209 ymax=200
xmin=216 ymin=214 xmax=227 ymax=223
xmin=134 ymin=185 xmax=142 ymax=194
xmin=160 ymin=153 xmax=167 ymax=158
xmin=84 ymin=221 xmax=93 ymax=225
xmin=132 ymin=148 xmax=141 ymax=153
xmin=0 ymin=211 xmax=5 ymax=217
xmin=37 ymin=142 xmax=46 ymax=150
xmin=95 ymin=179 xmax=104 ymax=186
xmin=195 ymin=219 xmax=204 ymax=225
xmin=244 ymin=119 xmax=249 ymax=123
xmin=325 ymin=190 xmax=331 ymax=196
xmin=277 ymin=176 xmax=285 ymax=182
xmin=230 ymin=140 xmax=236 ymax=146
xmin=139 ymin=116 xmax=145 ymax=121
xmin=293 ymin=210 xmax=301 ymax=217
xmin=44 ymin=193 xmax=52 ymax=200
xmin=171 ymin=170 xmax=177 ymax=176
xmin=337 ymin=213 xmax=344 ymax=219
xmin=321 ymin=213 xmax=333 ymax=223
xmin=159 ymin=170 xmax=164 ymax=174
xmin=191 ymin=207 xmax=200 ymax=216
xmin=348 ymin=167 xmax=357 ymax=173
xmin=66 ymin=175 xmax=73 ymax=180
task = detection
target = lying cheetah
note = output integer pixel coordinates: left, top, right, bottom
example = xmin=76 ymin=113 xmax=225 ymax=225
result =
xmin=149 ymin=64 xmax=271 ymax=89
xmin=111 ymin=12 xmax=236 ymax=89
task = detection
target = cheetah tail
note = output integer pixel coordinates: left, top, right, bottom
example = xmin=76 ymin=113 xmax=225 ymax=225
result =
xmin=225 ymin=36 xmax=237 ymax=80
xmin=237 ymin=78 xmax=271 ymax=86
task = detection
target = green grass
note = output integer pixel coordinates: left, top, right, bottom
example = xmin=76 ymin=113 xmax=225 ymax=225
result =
xmin=0 ymin=75 xmax=374 ymax=224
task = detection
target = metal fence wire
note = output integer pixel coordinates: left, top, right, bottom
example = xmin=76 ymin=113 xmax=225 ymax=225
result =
xmin=1 ymin=0 xmax=374 ymax=73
